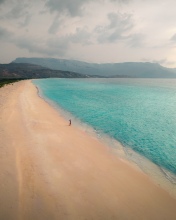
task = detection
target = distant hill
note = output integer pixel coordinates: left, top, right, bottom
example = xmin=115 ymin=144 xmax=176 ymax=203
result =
xmin=0 ymin=63 xmax=89 ymax=79
xmin=13 ymin=57 xmax=176 ymax=78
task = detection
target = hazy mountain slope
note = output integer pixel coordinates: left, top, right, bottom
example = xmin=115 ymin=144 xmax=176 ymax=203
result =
xmin=13 ymin=57 xmax=176 ymax=78
xmin=0 ymin=63 xmax=89 ymax=79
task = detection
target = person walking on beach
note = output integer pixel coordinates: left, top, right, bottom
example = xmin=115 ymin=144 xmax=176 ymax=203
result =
xmin=69 ymin=119 xmax=71 ymax=126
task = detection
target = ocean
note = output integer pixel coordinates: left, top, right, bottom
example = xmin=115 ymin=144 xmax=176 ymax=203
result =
xmin=33 ymin=78 xmax=176 ymax=188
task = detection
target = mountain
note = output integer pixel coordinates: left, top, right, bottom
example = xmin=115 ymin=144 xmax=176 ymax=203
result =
xmin=0 ymin=63 xmax=89 ymax=79
xmin=13 ymin=57 xmax=176 ymax=78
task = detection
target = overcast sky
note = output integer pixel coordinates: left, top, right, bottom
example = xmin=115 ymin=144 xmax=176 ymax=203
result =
xmin=1 ymin=0 xmax=176 ymax=67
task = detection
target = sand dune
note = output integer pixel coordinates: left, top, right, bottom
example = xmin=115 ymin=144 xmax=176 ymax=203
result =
xmin=0 ymin=80 xmax=176 ymax=220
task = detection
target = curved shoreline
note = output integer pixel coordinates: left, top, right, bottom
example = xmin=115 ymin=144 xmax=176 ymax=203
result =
xmin=33 ymin=79 xmax=176 ymax=199
xmin=1 ymin=79 xmax=176 ymax=219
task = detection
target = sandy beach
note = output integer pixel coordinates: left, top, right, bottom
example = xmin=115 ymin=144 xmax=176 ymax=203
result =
xmin=0 ymin=80 xmax=176 ymax=220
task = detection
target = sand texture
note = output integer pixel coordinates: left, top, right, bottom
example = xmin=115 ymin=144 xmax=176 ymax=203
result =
xmin=0 ymin=80 xmax=176 ymax=220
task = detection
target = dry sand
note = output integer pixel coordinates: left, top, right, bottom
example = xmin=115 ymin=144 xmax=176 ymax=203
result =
xmin=0 ymin=80 xmax=176 ymax=220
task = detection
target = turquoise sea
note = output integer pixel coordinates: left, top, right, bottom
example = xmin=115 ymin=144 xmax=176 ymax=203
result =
xmin=33 ymin=78 xmax=176 ymax=183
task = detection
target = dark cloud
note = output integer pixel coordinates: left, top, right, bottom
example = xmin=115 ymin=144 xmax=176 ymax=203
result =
xmin=4 ymin=1 xmax=30 ymax=19
xmin=95 ymin=12 xmax=133 ymax=43
xmin=0 ymin=0 xmax=5 ymax=4
xmin=15 ymin=26 xmax=92 ymax=56
xmin=108 ymin=13 xmax=133 ymax=30
xmin=48 ymin=16 xmax=63 ymax=34
xmin=9 ymin=4 xmax=27 ymax=19
xmin=45 ymin=0 xmax=130 ymax=17
xmin=45 ymin=0 xmax=92 ymax=16
xmin=0 ymin=26 xmax=11 ymax=40
xmin=1 ymin=1 xmax=32 ymax=27
xmin=94 ymin=12 xmax=146 ymax=47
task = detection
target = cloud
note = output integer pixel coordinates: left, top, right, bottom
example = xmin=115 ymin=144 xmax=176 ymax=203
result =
xmin=1 ymin=0 xmax=32 ymax=28
xmin=142 ymin=58 xmax=176 ymax=67
xmin=45 ymin=0 xmax=131 ymax=17
xmin=170 ymin=33 xmax=176 ymax=42
xmin=95 ymin=12 xmax=133 ymax=43
xmin=108 ymin=12 xmax=133 ymax=30
xmin=14 ymin=25 xmax=92 ymax=57
xmin=1 ymin=0 xmax=175 ymax=67
xmin=46 ymin=37 xmax=70 ymax=56
xmin=48 ymin=16 xmax=63 ymax=34
xmin=163 ymin=60 xmax=176 ymax=66
xmin=19 ymin=14 xmax=32 ymax=27
xmin=15 ymin=36 xmax=69 ymax=57
xmin=0 ymin=26 xmax=11 ymax=40
xmin=45 ymin=0 xmax=93 ymax=16
xmin=8 ymin=4 xmax=27 ymax=19
xmin=3 ymin=0 xmax=31 ymax=19
xmin=127 ymin=33 xmax=145 ymax=47
xmin=70 ymin=27 xmax=92 ymax=44
xmin=110 ymin=0 xmax=131 ymax=3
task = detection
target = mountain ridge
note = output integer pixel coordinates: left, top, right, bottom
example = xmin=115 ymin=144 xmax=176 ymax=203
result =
xmin=0 ymin=63 xmax=90 ymax=79
xmin=13 ymin=57 xmax=176 ymax=78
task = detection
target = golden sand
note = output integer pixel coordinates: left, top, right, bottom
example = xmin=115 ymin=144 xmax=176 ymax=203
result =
xmin=0 ymin=80 xmax=176 ymax=220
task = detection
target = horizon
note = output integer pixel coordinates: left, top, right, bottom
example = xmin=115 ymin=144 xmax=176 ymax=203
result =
xmin=3 ymin=57 xmax=176 ymax=70
xmin=1 ymin=57 xmax=173 ymax=68
xmin=1 ymin=0 xmax=176 ymax=68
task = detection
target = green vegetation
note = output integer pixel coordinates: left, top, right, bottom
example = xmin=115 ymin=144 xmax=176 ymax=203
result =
xmin=0 ymin=78 xmax=23 ymax=88
xmin=0 ymin=63 xmax=89 ymax=79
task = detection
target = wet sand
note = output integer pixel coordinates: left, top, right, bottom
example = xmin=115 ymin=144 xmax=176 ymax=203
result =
xmin=0 ymin=80 xmax=176 ymax=220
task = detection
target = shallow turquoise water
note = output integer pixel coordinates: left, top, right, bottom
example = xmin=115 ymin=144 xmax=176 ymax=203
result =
xmin=33 ymin=78 xmax=176 ymax=175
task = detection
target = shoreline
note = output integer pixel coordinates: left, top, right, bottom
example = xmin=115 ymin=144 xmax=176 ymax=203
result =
xmin=34 ymin=79 xmax=176 ymax=199
xmin=1 ymin=80 xmax=176 ymax=219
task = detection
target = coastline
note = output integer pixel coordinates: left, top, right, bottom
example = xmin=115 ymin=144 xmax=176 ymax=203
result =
xmin=1 ymin=80 xmax=176 ymax=219
xmin=34 ymin=79 xmax=176 ymax=199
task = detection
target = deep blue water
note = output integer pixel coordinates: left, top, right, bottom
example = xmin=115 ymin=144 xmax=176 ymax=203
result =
xmin=33 ymin=78 xmax=176 ymax=175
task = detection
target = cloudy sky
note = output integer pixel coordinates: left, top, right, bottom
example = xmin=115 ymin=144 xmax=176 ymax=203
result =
xmin=1 ymin=0 xmax=176 ymax=67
